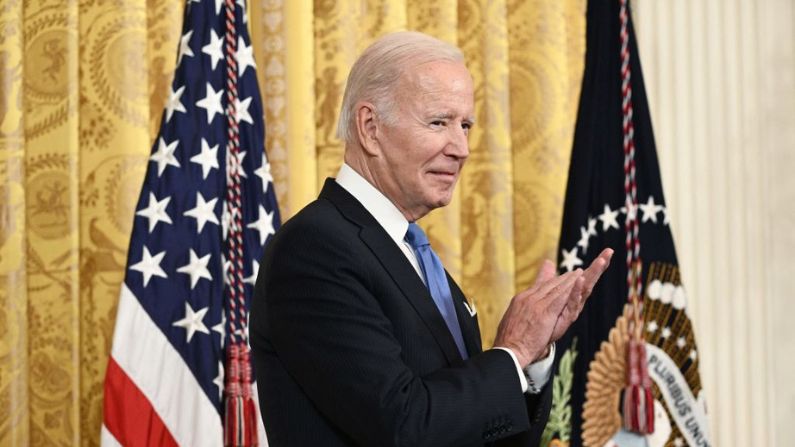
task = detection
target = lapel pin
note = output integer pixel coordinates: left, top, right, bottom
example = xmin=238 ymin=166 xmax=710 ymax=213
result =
xmin=462 ymin=300 xmax=477 ymax=317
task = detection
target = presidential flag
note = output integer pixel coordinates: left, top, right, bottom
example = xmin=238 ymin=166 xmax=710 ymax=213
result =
xmin=541 ymin=1 xmax=710 ymax=446
xmin=101 ymin=0 xmax=279 ymax=445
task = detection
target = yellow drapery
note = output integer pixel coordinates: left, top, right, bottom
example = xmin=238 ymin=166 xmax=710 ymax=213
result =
xmin=0 ymin=0 xmax=584 ymax=445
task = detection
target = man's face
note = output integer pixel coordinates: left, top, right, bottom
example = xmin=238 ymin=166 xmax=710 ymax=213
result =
xmin=371 ymin=60 xmax=474 ymax=221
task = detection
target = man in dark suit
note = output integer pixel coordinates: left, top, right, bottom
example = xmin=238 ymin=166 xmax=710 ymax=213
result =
xmin=251 ymin=31 xmax=612 ymax=447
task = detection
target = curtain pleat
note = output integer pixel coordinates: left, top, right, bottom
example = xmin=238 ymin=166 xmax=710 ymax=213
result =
xmin=508 ymin=0 xmax=586 ymax=293
xmin=19 ymin=0 xmax=81 ymax=444
xmin=1 ymin=1 xmax=29 ymax=444
xmin=456 ymin=0 xmax=516 ymax=344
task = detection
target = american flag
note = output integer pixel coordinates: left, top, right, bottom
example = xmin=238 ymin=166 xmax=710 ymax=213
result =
xmin=101 ymin=0 xmax=279 ymax=445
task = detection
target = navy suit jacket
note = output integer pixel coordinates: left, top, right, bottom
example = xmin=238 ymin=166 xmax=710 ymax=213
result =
xmin=250 ymin=179 xmax=552 ymax=446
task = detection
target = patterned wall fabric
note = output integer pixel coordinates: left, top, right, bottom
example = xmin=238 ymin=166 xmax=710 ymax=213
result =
xmin=0 ymin=0 xmax=584 ymax=444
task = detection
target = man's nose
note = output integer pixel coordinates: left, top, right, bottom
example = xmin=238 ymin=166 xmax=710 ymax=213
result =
xmin=446 ymin=126 xmax=470 ymax=159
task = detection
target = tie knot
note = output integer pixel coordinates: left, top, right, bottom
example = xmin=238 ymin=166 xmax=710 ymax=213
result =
xmin=405 ymin=223 xmax=430 ymax=249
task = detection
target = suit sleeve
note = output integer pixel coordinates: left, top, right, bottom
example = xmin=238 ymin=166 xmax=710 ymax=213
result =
xmin=491 ymin=385 xmax=553 ymax=447
xmin=251 ymin=217 xmax=550 ymax=447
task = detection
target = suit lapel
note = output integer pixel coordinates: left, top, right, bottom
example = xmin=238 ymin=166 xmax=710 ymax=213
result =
xmin=320 ymin=179 xmax=464 ymax=365
xmin=447 ymin=274 xmax=482 ymax=354
xmin=359 ymin=228 xmax=464 ymax=364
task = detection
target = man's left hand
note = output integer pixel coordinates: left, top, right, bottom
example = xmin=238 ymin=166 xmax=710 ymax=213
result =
xmin=546 ymin=248 xmax=613 ymax=343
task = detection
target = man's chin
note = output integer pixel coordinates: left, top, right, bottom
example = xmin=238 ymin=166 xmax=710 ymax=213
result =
xmin=416 ymin=184 xmax=458 ymax=213
xmin=431 ymin=192 xmax=455 ymax=209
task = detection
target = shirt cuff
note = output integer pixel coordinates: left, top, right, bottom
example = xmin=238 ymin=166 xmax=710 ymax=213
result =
xmin=524 ymin=342 xmax=555 ymax=393
xmin=492 ymin=343 xmax=556 ymax=395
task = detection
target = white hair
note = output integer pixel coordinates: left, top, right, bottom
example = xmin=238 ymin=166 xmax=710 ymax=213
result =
xmin=336 ymin=31 xmax=465 ymax=145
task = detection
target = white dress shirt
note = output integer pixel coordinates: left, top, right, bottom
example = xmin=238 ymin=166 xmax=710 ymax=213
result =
xmin=335 ymin=163 xmax=554 ymax=394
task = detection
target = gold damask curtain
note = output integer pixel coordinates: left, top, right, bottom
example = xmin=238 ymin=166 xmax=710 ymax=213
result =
xmin=0 ymin=0 xmax=584 ymax=445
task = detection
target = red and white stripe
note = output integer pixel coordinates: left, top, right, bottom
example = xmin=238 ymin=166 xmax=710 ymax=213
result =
xmin=101 ymin=284 xmax=267 ymax=446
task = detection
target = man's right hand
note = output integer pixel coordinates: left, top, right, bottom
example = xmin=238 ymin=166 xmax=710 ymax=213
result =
xmin=493 ymin=248 xmax=613 ymax=368
xmin=493 ymin=268 xmax=584 ymax=367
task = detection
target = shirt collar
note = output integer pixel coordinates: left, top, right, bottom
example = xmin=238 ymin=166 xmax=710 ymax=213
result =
xmin=335 ymin=163 xmax=409 ymax=245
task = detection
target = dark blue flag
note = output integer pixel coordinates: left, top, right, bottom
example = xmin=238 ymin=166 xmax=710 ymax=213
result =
xmin=542 ymin=1 xmax=710 ymax=446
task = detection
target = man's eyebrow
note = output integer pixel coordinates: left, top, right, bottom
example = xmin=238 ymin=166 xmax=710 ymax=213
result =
xmin=427 ymin=112 xmax=476 ymax=123
xmin=428 ymin=112 xmax=454 ymax=120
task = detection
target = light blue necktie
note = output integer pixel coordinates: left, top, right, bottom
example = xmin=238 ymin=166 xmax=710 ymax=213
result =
xmin=405 ymin=223 xmax=468 ymax=359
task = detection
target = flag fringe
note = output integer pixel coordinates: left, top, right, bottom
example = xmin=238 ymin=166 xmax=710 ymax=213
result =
xmin=224 ymin=343 xmax=258 ymax=447
xmin=622 ymin=338 xmax=654 ymax=434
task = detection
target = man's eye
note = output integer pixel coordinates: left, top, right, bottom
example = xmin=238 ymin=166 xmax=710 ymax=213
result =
xmin=430 ymin=120 xmax=445 ymax=127
xmin=462 ymin=122 xmax=472 ymax=130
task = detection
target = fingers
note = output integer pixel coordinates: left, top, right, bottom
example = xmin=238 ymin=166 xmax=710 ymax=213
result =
xmin=545 ymin=269 xmax=583 ymax=315
xmin=532 ymin=259 xmax=556 ymax=288
xmin=558 ymin=274 xmax=586 ymax=319
xmin=497 ymin=250 xmax=610 ymax=366
xmin=569 ymin=275 xmax=587 ymax=313
xmin=536 ymin=268 xmax=581 ymax=299
xmin=549 ymin=275 xmax=587 ymax=343
xmin=582 ymin=248 xmax=613 ymax=297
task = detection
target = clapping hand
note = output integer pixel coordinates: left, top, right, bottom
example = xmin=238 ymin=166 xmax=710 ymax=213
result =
xmin=493 ymin=248 xmax=613 ymax=367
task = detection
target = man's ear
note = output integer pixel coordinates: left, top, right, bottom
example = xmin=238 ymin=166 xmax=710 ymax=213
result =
xmin=354 ymin=101 xmax=380 ymax=156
